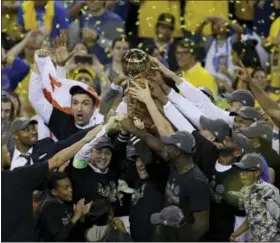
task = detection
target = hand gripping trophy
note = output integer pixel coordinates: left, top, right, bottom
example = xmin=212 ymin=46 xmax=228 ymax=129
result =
xmin=121 ymin=49 xmax=163 ymax=129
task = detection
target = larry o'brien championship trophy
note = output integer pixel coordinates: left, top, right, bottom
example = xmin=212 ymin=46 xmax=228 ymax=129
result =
xmin=121 ymin=49 xmax=163 ymax=130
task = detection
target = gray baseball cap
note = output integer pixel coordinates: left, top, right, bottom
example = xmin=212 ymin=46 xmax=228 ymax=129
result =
xmin=230 ymin=106 xmax=260 ymax=121
xmin=240 ymin=120 xmax=273 ymax=142
xmin=161 ymin=131 xmax=196 ymax=154
xmin=93 ymin=136 xmax=114 ymax=150
xmin=11 ymin=117 xmax=38 ymax=133
xmin=150 ymin=205 xmax=185 ymax=228
xmin=199 ymin=87 xmax=214 ymax=101
xmin=200 ymin=116 xmax=230 ymax=142
xmin=232 ymin=131 xmax=252 ymax=155
xmin=233 ymin=153 xmax=264 ymax=171
xmin=222 ymin=89 xmax=255 ymax=107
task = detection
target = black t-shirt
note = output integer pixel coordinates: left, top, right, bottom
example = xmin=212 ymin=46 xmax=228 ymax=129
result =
xmin=207 ymin=164 xmax=244 ymax=241
xmin=192 ymin=131 xmax=219 ymax=181
xmin=1 ymin=163 xmax=49 ymax=242
xmin=66 ymin=165 xmax=119 ymax=208
xmin=165 ymin=166 xmax=210 ymax=224
xmin=130 ymin=180 xmax=165 ymax=242
xmin=38 ymin=197 xmax=75 ymax=242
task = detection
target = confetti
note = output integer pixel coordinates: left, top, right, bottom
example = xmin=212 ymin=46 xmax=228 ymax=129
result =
xmin=96 ymin=20 xmax=101 ymax=25
xmin=5 ymin=14 xmax=10 ymax=19
xmin=56 ymin=24 xmax=60 ymax=29
xmin=138 ymin=42 xmax=143 ymax=48
xmin=117 ymin=28 xmax=124 ymax=33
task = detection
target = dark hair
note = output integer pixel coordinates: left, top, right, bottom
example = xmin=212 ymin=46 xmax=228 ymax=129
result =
xmin=176 ymin=39 xmax=202 ymax=61
xmin=87 ymin=199 xmax=112 ymax=226
xmin=71 ymin=42 xmax=89 ymax=53
xmin=71 ymin=87 xmax=96 ymax=106
xmin=1 ymin=91 xmax=15 ymax=121
xmin=46 ymin=172 xmax=69 ymax=192
xmin=232 ymin=39 xmax=261 ymax=69
xmin=251 ymin=67 xmax=265 ymax=78
xmin=111 ymin=37 xmax=130 ymax=49
xmin=141 ymin=43 xmax=158 ymax=56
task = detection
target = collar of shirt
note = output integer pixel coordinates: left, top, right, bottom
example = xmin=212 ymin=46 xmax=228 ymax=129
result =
xmin=88 ymin=163 xmax=108 ymax=174
xmin=10 ymin=147 xmax=33 ymax=170
xmin=185 ymin=62 xmax=201 ymax=74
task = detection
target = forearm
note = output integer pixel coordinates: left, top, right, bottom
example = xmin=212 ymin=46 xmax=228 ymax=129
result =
xmin=145 ymin=97 xmax=174 ymax=136
xmin=195 ymin=21 xmax=208 ymax=35
xmin=56 ymin=65 xmax=67 ymax=78
xmin=134 ymin=129 xmax=168 ymax=160
xmin=73 ymin=127 xmax=106 ymax=162
xmin=232 ymin=219 xmax=249 ymax=238
xmin=249 ymin=82 xmax=280 ymax=126
xmin=29 ymin=72 xmax=53 ymax=124
xmin=168 ymin=89 xmax=203 ymax=129
xmin=163 ymin=101 xmax=195 ymax=133
xmin=6 ymin=35 xmax=30 ymax=57
xmin=228 ymin=20 xmax=243 ymax=37
xmin=48 ymin=138 xmax=88 ymax=169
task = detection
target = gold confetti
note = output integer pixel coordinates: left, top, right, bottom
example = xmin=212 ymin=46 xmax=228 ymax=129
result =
xmin=5 ymin=14 xmax=10 ymax=19
xmin=229 ymin=13 xmax=233 ymax=18
xmin=266 ymin=62 xmax=270 ymax=67
xmin=128 ymin=31 xmax=133 ymax=36
xmin=138 ymin=42 xmax=143 ymax=48
xmin=152 ymin=5 xmax=156 ymax=10
xmin=96 ymin=20 xmax=101 ymax=25
xmin=84 ymin=5 xmax=88 ymax=10
xmin=56 ymin=24 xmax=60 ymax=29
xmin=241 ymin=8 xmax=245 ymax=12
xmin=136 ymin=21 xmax=139 ymax=26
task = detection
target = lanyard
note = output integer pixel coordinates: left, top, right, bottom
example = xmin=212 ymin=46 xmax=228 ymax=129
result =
xmin=214 ymin=39 xmax=229 ymax=73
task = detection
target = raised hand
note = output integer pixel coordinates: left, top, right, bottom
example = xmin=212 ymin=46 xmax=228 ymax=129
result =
xmin=120 ymin=116 xmax=139 ymax=134
xmin=82 ymin=27 xmax=98 ymax=43
xmin=52 ymin=33 xmax=75 ymax=66
xmin=128 ymin=79 xmax=152 ymax=104
xmin=35 ymin=49 xmax=51 ymax=58
xmin=234 ymin=61 xmax=252 ymax=83
xmin=150 ymin=55 xmax=176 ymax=80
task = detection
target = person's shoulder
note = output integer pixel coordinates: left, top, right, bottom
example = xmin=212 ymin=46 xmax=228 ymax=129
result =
xmin=54 ymin=2 xmax=67 ymax=12
xmin=104 ymin=10 xmax=123 ymax=22
xmin=190 ymin=166 xmax=209 ymax=183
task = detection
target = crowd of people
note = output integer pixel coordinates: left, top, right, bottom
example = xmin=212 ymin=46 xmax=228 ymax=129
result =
xmin=1 ymin=0 xmax=280 ymax=242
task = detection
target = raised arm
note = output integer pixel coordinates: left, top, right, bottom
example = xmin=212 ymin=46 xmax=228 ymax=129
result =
xmin=128 ymin=79 xmax=174 ymax=136
xmin=48 ymin=126 xmax=104 ymax=170
xmin=236 ymin=65 xmax=280 ymax=127
xmin=120 ymin=117 xmax=169 ymax=161
xmin=29 ymin=52 xmax=53 ymax=124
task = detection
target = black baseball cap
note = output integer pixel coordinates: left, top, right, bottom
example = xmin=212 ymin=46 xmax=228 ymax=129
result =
xmin=232 ymin=131 xmax=252 ymax=155
xmin=93 ymin=136 xmax=114 ymax=150
xmin=161 ymin=131 xmax=196 ymax=155
xmin=222 ymin=89 xmax=255 ymax=107
xmin=200 ymin=116 xmax=231 ymax=142
xmin=230 ymin=106 xmax=260 ymax=121
xmin=11 ymin=117 xmax=38 ymax=133
xmin=233 ymin=153 xmax=264 ymax=172
xmin=69 ymin=85 xmax=100 ymax=107
xmin=150 ymin=205 xmax=185 ymax=228
xmin=240 ymin=120 xmax=273 ymax=142
xmin=157 ymin=13 xmax=175 ymax=28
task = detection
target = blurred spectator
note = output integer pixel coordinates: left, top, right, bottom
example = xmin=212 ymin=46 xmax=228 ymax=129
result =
xmin=176 ymin=39 xmax=218 ymax=97
xmin=1 ymin=0 xmax=22 ymax=49
xmin=195 ymin=16 xmax=243 ymax=85
xmin=264 ymin=15 xmax=280 ymax=90
xmin=251 ymin=68 xmax=280 ymax=109
xmin=184 ymin=1 xmax=228 ymax=36
xmin=81 ymin=0 xmax=125 ymax=64
xmin=1 ymin=91 xmax=14 ymax=122
xmin=231 ymin=39 xmax=261 ymax=89
xmin=17 ymin=0 xmax=69 ymax=39
xmin=137 ymin=0 xmax=183 ymax=39
xmin=142 ymin=13 xmax=178 ymax=71
xmin=105 ymin=0 xmax=129 ymax=22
